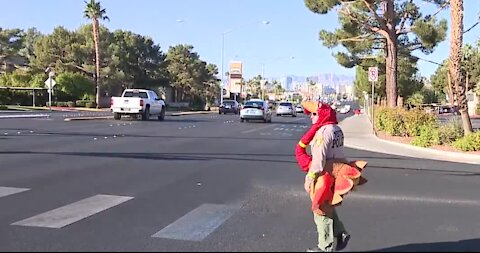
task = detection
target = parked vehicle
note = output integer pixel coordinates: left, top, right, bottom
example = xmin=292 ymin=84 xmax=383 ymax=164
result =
xmin=219 ymin=100 xmax=240 ymax=114
xmin=276 ymin=102 xmax=297 ymax=117
xmin=240 ymin=99 xmax=272 ymax=123
xmin=110 ymin=89 xmax=166 ymax=121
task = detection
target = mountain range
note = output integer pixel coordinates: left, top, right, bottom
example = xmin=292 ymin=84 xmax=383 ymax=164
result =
xmin=271 ymin=73 xmax=355 ymax=87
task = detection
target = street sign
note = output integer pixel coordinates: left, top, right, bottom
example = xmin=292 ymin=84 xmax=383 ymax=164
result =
xmin=368 ymin=67 xmax=378 ymax=82
xmin=44 ymin=77 xmax=57 ymax=89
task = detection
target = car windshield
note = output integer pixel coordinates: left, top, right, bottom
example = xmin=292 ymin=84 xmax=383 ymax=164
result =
xmin=223 ymin=101 xmax=236 ymax=106
xmin=244 ymin=101 xmax=263 ymax=109
xmin=280 ymin=103 xmax=292 ymax=107
xmin=123 ymin=91 xmax=148 ymax=99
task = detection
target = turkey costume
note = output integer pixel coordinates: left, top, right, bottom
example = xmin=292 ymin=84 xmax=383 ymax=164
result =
xmin=295 ymin=101 xmax=368 ymax=216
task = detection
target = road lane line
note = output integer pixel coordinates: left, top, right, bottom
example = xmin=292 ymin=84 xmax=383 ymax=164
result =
xmin=152 ymin=203 xmax=241 ymax=241
xmin=283 ymin=188 xmax=480 ymax=206
xmin=349 ymin=193 xmax=480 ymax=206
xmin=242 ymin=124 xmax=277 ymax=134
xmin=0 ymin=187 xmax=30 ymax=198
xmin=12 ymin=194 xmax=133 ymax=228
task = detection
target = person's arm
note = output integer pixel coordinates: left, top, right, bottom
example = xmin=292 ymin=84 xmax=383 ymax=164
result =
xmin=304 ymin=131 xmax=332 ymax=192
xmin=309 ymin=134 xmax=331 ymax=175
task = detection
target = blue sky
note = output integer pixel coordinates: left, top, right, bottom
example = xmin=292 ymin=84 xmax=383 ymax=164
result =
xmin=0 ymin=0 xmax=479 ymax=80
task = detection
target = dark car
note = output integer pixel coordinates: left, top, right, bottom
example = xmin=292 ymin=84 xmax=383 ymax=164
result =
xmin=219 ymin=100 xmax=240 ymax=114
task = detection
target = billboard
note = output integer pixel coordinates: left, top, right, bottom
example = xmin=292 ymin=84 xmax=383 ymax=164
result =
xmin=229 ymin=61 xmax=243 ymax=79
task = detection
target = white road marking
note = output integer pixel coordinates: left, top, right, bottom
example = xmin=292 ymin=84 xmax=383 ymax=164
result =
xmin=242 ymin=124 xmax=277 ymax=134
xmin=152 ymin=203 xmax=241 ymax=241
xmin=12 ymin=194 xmax=133 ymax=228
xmin=0 ymin=187 xmax=30 ymax=198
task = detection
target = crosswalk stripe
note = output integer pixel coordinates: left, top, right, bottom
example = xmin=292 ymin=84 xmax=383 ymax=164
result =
xmin=152 ymin=203 xmax=241 ymax=242
xmin=0 ymin=187 xmax=30 ymax=198
xmin=12 ymin=194 xmax=133 ymax=229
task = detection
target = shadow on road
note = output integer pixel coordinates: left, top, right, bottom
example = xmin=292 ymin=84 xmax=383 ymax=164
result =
xmin=372 ymin=238 xmax=480 ymax=252
xmin=0 ymin=131 xmax=300 ymax=141
xmin=0 ymin=151 xmax=298 ymax=164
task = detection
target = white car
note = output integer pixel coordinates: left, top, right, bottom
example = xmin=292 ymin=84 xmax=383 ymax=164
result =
xmin=295 ymin=105 xmax=303 ymax=113
xmin=240 ymin=99 xmax=272 ymax=123
xmin=276 ymin=102 xmax=297 ymax=117
xmin=339 ymin=105 xmax=351 ymax=114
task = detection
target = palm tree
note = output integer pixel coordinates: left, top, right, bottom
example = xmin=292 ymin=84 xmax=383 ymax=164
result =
xmin=449 ymin=0 xmax=473 ymax=135
xmin=84 ymin=0 xmax=109 ymax=108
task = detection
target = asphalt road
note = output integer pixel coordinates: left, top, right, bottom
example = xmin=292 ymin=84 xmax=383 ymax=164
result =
xmin=0 ymin=110 xmax=479 ymax=251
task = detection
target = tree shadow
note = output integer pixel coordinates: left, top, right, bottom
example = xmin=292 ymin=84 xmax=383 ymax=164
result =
xmin=372 ymin=238 xmax=480 ymax=252
xmin=0 ymin=131 xmax=299 ymax=141
xmin=0 ymin=151 xmax=298 ymax=164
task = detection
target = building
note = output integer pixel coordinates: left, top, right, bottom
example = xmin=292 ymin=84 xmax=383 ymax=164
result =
xmin=0 ymin=56 xmax=28 ymax=74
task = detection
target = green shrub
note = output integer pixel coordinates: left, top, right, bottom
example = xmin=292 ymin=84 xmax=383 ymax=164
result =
xmin=412 ymin=125 xmax=441 ymax=147
xmin=403 ymin=109 xmax=437 ymax=137
xmin=452 ymin=131 xmax=480 ymax=151
xmin=85 ymin=102 xmax=96 ymax=108
xmin=437 ymin=119 xmax=464 ymax=144
xmin=67 ymin=101 xmax=75 ymax=107
xmin=0 ymin=105 xmax=8 ymax=110
xmin=76 ymin=100 xmax=94 ymax=107
xmin=375 ymin=107 xmax=389 ymax=131
xmin=375 ymin=107 xmax=405 ymax=136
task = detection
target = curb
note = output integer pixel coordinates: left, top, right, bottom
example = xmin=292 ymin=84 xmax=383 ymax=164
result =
xmin=374 ymin=136 xmax=480 ymax=161
xmin=344 ymin=141 xmax=480 ymax=165
xmin=340 ymin=114 xmax=480 ymax=165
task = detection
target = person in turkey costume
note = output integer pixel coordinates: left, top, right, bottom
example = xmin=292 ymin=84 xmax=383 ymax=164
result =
xmin=296 ymin=101 xmax=367 ymax=252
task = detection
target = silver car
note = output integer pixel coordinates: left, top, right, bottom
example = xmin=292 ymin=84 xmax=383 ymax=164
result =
xmin=240 ymin=99 xmax=272 ymax=123
xmin=276 ymin=102 xmax=297 ymax=117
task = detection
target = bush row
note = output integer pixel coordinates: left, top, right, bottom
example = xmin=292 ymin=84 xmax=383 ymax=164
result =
xmin=375 ymin=107 xmax=437 ymax=137
xmin=374 ymin=107 xmax=478 ymax=150
xmin=452 ymin=131 xmax=480 ymax=151
xmin=48 ymin=100 xmax=96 ymax=108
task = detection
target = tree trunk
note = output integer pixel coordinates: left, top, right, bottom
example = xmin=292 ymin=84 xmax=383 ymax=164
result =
xmin=449 ymin=0 xmax=473 ymax=135
xmin=92 ymin=19 xmax=101 ymax=109
xmin=384 ymin=0 xmax=398 ymax=108
xmin=385 ymin=37 xmax=398 ymax=108
xmin=447 ymin=72 xmax=456 ymax=105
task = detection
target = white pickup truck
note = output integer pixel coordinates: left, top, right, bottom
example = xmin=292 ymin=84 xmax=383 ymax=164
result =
xmin=110 ymin=89 xmax=166 ymax=121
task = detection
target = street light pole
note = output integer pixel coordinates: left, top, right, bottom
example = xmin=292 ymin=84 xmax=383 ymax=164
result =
xmin=262 ymin=63 xmax=265 ymax=100
xmin=220 ymin=20 xmax=270 ymax=105
xmin=220 ymin=32 xmax=225 ymax=106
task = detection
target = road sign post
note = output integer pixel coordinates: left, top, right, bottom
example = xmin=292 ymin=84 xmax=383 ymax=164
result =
xmin=44 ymin=71 xmax=56 ymax=111
xmin=368 ymin=67 xmax=378 ymax=134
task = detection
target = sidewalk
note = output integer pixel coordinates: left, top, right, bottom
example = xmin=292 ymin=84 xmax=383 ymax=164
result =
xmin=339 ymin=114 xmax=480 ymax=165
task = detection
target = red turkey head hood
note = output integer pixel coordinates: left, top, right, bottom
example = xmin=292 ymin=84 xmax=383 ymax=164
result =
xmin=302 ymin=101 xmax=338 ymax=126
